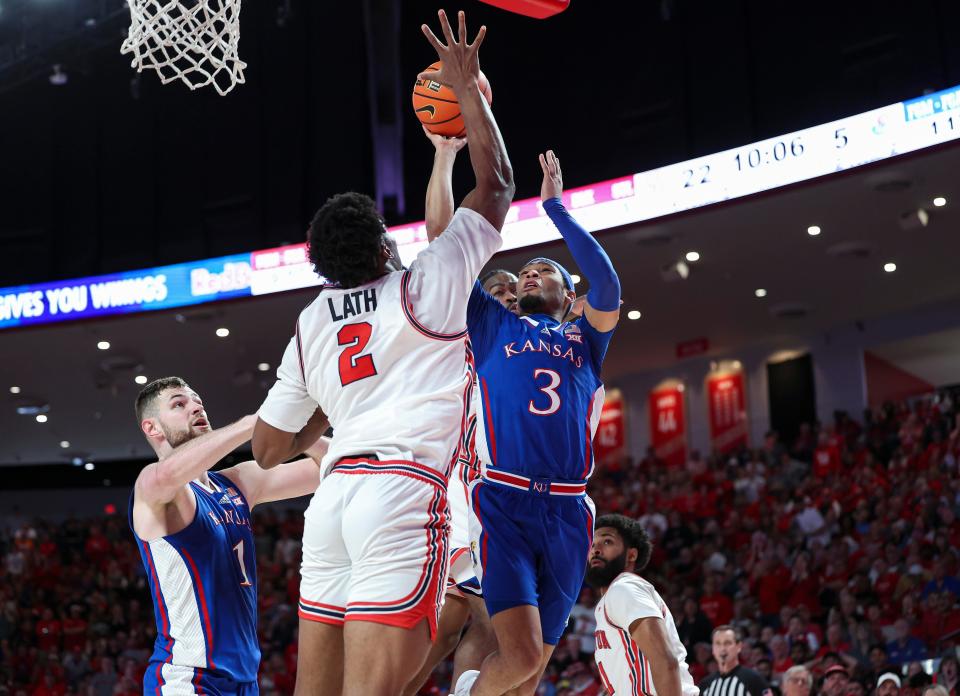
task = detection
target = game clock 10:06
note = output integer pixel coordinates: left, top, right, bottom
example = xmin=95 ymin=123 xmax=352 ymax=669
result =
xmin=735 ymin=137 xmax=806 ymax=170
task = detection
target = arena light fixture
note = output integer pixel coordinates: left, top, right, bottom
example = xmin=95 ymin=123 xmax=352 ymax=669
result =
xmin=60 ymin=440 xmax=70 ymax=448
xmin=97 ymin=340 xmax=111 ymax=350
xmin=570 ymin=274 xmax=581 ymax=284
xmin=807 ymin=225 xmax=821 ymax=236
xmin=884 ymin=262 xmax=897 ymax=273
xmin=933 ymin=196 xmax=947 ymax=207
xmin=84 ymin=462 xmax=95 ymax=471
xmin=36 ymin=414 xmax=48 ymax=423
xmin=627 ymin=310 xmax=642 ymax=320
xmin=49 ymin=64 xmax=68 ymax=86
xmin=755 ymin=288 xmax=768 ymax=298
xmin=9 ymin=386 xmax=20 ymax=394
xmin=257 ymin=362 xmax=271 ymax=372
xmin=134 ymin=375 xmax=148 ymax=385
xmin=216 ymin=327 xmax=230 ymax=338
xmin=685 ymin=251 xmax=700 ymax=262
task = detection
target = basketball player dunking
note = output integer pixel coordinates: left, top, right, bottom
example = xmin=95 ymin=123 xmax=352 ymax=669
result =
xmin=251 ymin=10 xmax=515 ymax=695
xmin=130 ymin=376 xmax=328 ymax=696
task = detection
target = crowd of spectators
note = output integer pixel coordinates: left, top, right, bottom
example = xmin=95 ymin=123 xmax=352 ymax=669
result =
xmin=0 ymin=395 xmax=958 ymax=696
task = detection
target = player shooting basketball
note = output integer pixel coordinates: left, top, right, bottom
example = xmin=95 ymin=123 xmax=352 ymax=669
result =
xmin=129 ymin=376 xmax=328 ymax=696
xmin=453 ymin=150 xmax=622 ymax=696
xmin=252 ymin=9 xmax=515 ymax=696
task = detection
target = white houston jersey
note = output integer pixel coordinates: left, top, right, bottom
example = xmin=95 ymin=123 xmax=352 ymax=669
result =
xmin=594 ymin=573 xmax=699 ymax=696
xmin=259 ymin=208 xmax=502 ymax=477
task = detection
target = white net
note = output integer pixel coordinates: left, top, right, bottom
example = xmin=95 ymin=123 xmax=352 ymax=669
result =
xmin=121 ymin=0 xmax=246 ymax=96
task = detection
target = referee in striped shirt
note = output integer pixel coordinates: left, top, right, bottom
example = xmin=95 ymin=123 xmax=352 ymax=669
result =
xmin=699 ymin=626 xmax=772 ymax=696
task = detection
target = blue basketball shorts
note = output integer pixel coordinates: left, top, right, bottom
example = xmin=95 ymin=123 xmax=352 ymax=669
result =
xmin=470 ymin=480 xmax=595 ymax=645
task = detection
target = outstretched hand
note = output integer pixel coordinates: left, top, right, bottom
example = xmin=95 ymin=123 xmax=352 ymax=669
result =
xmin=419 ymin=10 xmax=486 ymax=94
xmin=539 ymin=150 xmax=563 ymax=201
xmin=422 ymin=125 xmax=467 ymax=155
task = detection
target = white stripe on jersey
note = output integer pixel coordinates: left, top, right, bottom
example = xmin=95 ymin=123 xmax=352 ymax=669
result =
xmin=159 ymin=663 xmax=199 ymax=695
xmin=151 ymin=539 xmax=207 ymax=668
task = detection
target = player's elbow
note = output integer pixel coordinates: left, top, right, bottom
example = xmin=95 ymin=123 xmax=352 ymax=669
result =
xmin=251 ymin=437 xmax=282 ymax=471
xmin=660 ymin=653 xmax=680 ymax=671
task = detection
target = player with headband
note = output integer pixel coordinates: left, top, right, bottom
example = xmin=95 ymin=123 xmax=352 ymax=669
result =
xmin=455 ymin=149 xmax=622 ymax=696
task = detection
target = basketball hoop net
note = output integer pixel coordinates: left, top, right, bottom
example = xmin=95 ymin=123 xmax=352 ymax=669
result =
xmin=121 ymin=0 xmax=246 ymax=96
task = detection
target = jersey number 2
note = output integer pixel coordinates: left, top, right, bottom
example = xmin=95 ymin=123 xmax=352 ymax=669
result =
xmin=338 ymin=322 xmax=378 ymax=386
xmin=528 ymin=369 xmax=561 ymax=416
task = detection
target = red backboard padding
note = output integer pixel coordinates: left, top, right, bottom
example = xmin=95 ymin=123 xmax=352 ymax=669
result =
xmin=476 ymin=0 xmax=569 ymax=19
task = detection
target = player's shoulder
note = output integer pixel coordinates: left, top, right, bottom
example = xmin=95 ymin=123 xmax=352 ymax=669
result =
xmin=610 ymin=571 xmax=655 ymax=595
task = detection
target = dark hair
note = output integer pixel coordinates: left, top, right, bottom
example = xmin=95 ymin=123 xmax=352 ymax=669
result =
xmin=713 ymin=625 xmax=742 ymax=642
xmin=594 ymin=514 xmax=652 ymax=572
xmin=479 ymin=268 xmax=514 ymax=287
xmin=307 ymin=192 xmax=386 ymax=288
xmin=135 ymin=376 xmax=189 ymax=423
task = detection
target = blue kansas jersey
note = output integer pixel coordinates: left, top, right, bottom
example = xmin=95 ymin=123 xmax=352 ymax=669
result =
xmin=130 ymin=470 xmax=261 ymax=690
xmin=466 ymin=282 xmax=612 ymax=481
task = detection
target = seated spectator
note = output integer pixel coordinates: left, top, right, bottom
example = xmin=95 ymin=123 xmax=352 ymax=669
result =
xmin=678 ymin=597 xmax=714 ymax=650
xmin=877 ymin=673 xmax=902 ymax=696
xmin=923 ymin=560 xmax=960 ymax=601
xmin=821 ymin=664 xmax=850 ymax=696
xmin=886 ymin=619 xmax=928 ymax=666
xmin=936 ymin=654 xmax=958 ymax=696
xmin=783 ymin=665 xmax=813 ymax=696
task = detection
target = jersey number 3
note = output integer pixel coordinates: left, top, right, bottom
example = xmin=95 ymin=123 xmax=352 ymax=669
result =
xmin=338 ymin=322 xmax=378 ymax=386
xmin=528 ymin=369 xmax=561 ymax=416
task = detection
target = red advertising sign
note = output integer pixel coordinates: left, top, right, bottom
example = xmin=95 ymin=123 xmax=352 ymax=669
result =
xmin=706 ymin=370 xmax=749 ymax=454
xmin=594 ymin=390 xmax=627 ymax=465
xmin=648 ymin=383 xmax=687 ymax=468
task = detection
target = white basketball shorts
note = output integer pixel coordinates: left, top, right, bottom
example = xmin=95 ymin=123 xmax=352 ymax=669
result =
xmin=297 ymin=458 xmax=450 ymax=639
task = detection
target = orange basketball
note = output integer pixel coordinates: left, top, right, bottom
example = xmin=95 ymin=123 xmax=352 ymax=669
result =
xmin=412 ymin=62 xmax=493 ymax=138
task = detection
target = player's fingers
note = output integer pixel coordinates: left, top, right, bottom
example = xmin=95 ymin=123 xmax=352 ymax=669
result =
xmin=417 ymin=70 xmax=444 ymax=83
xmin=438 ymin=9 xmax=456 ymax=46
xmin=539 ymin=153 xmax=548 ymax=173
xmin=421 ymin=24 xmax=445 ymax=52
xmin=470 ymin=25 xmax=487 ymax=50
xmin=457 ymin=10 xmax=467 ymax=45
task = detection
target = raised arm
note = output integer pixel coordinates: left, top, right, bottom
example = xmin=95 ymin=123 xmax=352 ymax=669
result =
xmin=540 ymin=150 xmax=621 ymax=332
xmin=253 ymin=407 xmax=329 ymax=471
xmin=420 ymin=10 xmax=514 ymax=231
xmin=630 ymin=617 xmax=683 ymax=696
xmin=423 ymin=126 xmax=466 ymax=242
xmin=222 ymin=435 xmax=331 ymax=508
xmin=136 ymin=414 xmax=257 ymax=507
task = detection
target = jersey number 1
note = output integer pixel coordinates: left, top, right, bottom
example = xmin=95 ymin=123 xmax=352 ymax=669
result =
xmin=232 ymin=540 xmax=253 ymax=587
xmin=338 ymin=322 xmax=378 ymax=386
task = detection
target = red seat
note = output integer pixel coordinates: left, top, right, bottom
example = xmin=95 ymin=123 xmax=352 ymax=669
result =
xmin=476 ymin=0 xmax=570 ymax=19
